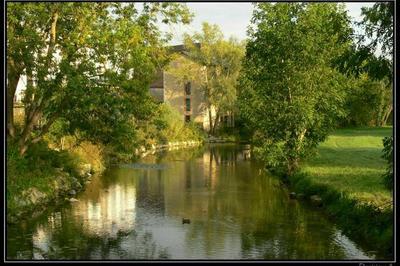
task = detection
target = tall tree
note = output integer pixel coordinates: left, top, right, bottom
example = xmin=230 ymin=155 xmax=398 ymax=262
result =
xmin=333 ymin=2 xmax=393 ymax=127
xmin=340 ymin=74 xmax=392 ymax=127
xmin=167 ymin=23 xmax=245 ymax=134
xmin=238 ymin=3 xmax=353 ymax=176
xmin=6 ymin=2 xmax=192 ymax=155
xmin=361 ymin=2 xmax=393 ymax=58
xmin=360 ymin=2 xmax=394 ymax=126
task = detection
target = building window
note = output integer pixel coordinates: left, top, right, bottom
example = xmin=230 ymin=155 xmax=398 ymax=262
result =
xmin=185 ymin=115 xmax=191 ymax=122
xmin=185 ymin=98 xmax=191 ymax=112
xmin=185 ymin=82 xmax=191 ymax=95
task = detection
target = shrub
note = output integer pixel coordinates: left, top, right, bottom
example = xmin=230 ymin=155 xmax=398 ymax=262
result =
xmin=381 ymin=136 xmax=393 ymax=189
xmin=340 ymin=75 xmax=392 ymax=127
xmin=69 ymin=141 xmax=105 ymax=173
xmin=149 ymin=103 xmax=204 ymax=144
xmin=6 ymin=139 xmax=81 ymax=218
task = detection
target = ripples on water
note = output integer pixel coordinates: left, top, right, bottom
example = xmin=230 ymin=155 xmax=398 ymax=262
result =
xmin=7 ymin=144 xmax=381 ymax=260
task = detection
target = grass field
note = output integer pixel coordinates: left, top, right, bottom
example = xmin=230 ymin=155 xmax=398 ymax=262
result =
xmin=302 ymin=127 xmax=393 ymax=208
xmin=286 ymin=127 xmax=393 ymax=256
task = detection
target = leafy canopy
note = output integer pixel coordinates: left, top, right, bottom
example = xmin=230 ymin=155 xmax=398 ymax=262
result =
xmin=238 ymin=3 xmax=353 ymax=175
xmin=167 ymin=22 xmax=245 ymax=133
xmin=7 ymin=2 xmax=193 ymax=154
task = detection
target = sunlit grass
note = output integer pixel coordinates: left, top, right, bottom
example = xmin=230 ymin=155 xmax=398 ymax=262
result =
xmin=302 ymin=127 xmax=392 ymax=207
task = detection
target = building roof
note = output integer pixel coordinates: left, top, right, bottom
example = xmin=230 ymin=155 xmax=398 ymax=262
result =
xmin=167 ymin=43 xmax=201 ymax=54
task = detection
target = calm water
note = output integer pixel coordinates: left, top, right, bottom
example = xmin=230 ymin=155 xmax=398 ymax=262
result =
xmin=7 ymin=144 xmax=380 ymax=260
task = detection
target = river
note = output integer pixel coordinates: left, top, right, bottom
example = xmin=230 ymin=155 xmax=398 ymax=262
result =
xmin=7 ymin=144 xmax=379 ymax=260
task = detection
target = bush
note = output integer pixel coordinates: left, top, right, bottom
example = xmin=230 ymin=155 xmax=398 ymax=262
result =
xmin=6 ymin=139 xmax=82 ymax=219
xmin=340 ymin=75 xmax=392 ymax=127
xmin=381 ymin=136 xmax=393 ymax=189
xmin=69 ymin=141 xmax=105 ymax=173
xmin=14 ymin=140 xmax=80 ymax=178
xmin=148 ymin=103 xmax=205 ymax=144
xmin=232 ymin=114 xmax=253 ymax=141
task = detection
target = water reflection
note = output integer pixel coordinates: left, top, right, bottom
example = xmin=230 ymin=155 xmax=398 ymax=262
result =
xmin=7 ymin=144 xmax=380 ymax=260
xmin=74 ymin=183 xmax=136 ymax=237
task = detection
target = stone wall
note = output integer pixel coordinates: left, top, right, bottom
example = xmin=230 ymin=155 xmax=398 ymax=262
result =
xmin=135 ymin=140 xmax=203 ymax=158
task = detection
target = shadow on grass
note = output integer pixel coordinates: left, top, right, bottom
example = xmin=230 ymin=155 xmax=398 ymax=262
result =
xmin=332 ymin=127 xmax=393 ymax=138
xmin=308 ymin=147 xmax=386 ymax=169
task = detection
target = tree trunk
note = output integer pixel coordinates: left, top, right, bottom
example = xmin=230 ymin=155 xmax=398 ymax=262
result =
xmin=61 ymin=136 xmax=65 ymax=150
xmin=17 ymin=9 xmax=59 ymax=156
xmin=382 ymin=104 xmax=393 ymax=126
xmin=376 ymin=85 xmax=391 ymax=127
xmin=212 ymin=110 xmax=220 ymax=134
xmin=286 ymin=128 xmax=306 ymax=176
xmin=376 ymin=101 xmax=385 ymax=127
xmin=204 ymin=69 xmax=214 ymax=135
xmin=45 ymin=10 xmax=59 ymax=67
xmin=208 ymin=107 xmax=213 ymax=135
xmin=31 ymin=113 xmax=59 ymax=144
xmin=18 ymin=109 xmax=42 ymax=155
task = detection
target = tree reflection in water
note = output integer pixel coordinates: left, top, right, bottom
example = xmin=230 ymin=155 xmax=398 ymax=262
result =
xmin=9 ymin=209 xmax=170 ymax=260
xmin=7 ymin=144 xmax=378 ymax=260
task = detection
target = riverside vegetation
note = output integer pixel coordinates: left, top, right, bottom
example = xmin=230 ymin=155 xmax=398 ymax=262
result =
xmin=237 ymin=2 xmax=393 ymax=256
xmin=288 ymin=127 xmax=393 ymax=255
xmin=6 ymin=2 xmax=203 ymax=223
xmin=6 ymin=1 xmax=393 ymax=259
xmin=7 ymin=101 xmax=205 ymax=223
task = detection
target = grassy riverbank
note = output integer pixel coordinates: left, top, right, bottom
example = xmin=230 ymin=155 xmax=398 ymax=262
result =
xmin=6 ymin=140 xmax=101 ymax=223
xmin=288 ymin=127 xmax=393 ymax=257
xmin=303 ymin=127 xmax=392 ymax=207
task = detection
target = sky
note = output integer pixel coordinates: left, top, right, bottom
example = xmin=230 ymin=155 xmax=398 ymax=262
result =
xmin=160 ymin=2 xmax=375 ymax=45
xmin=15 ymin=2 xmax=377 ymax=98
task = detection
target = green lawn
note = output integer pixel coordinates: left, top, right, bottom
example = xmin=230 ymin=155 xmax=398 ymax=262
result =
xmin=302 ymin=127 xmax=393 ymax=207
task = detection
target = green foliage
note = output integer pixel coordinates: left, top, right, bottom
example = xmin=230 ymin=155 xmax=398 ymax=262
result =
xmin=214 ymin=125 xmax=243 ymax=143
xmin=333 ymin=2 xmax=393 ymax=128
xmin=239 ymin=3 xmax=353 ymax=175
xmin=381 ymin=136 xmax=393 ymax=190
xmin=253 ymin=141 xmax=288 ymax=177
xmin=232 ymin=114 xmax=253 ymax=141
xmin=340 ymin=75 xmax=392 ymax=127
xmin=168 ymin=23 xmax=245 ymax=133
xmin=25 ymin=141 xmax=80 ymax=178
xmin=7 ymin=2 xmax=192 ymax=154
xmin=334 ymin=45 xmax=392 ymax=81
xmin=7 ymin=140 xmax=81 ymax=219
xmin=361 ymin=2 xmax=393 ymax=58
xmin=46 ymin=118 xmax=70 ymax=146
xmin=335 ymin=3 xmax=393 ymax=80
xmin=139 ymin=103 xmax=205 ymax=146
